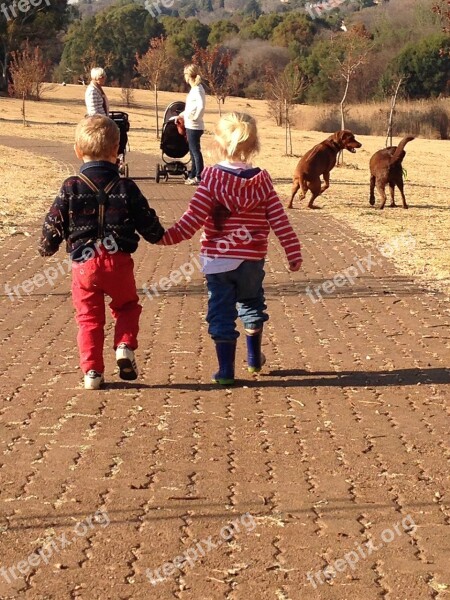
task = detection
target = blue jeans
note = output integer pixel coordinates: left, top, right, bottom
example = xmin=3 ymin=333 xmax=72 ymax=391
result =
xmin=186 ymin=128 xmax=204 ymax=180
xmin=206 ymin=260 xmax=269 ymax=341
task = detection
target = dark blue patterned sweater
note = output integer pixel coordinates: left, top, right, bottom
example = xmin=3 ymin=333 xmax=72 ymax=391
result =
xmin=39 ymin=161 xmax=165 ymax=261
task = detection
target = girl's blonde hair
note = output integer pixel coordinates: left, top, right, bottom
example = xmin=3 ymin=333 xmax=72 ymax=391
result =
xmin=75 ymin=115 xmax=119 ymax=159
xmin=214 ymin=112 xmax=260 ymax=162
xmin=184 ymin=64 xmax=202 ymax=87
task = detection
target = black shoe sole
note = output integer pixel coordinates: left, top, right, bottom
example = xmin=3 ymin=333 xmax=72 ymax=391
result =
xmin=117 ymin=358 xmax=138 ymax=381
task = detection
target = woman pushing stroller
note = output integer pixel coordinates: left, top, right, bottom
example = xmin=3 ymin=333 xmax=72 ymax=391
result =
xmin=85 ymin=67 xmax=129 ymax=176
xmin=179 ymin=64 xmax=206 ymax=185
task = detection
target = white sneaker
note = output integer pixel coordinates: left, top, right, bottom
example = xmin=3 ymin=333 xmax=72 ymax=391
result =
xmin=116 ymin=343 xmax=139 ymax=380
xmin=84 ymin=370 xmax=104 ymax=390
xmin=185 ymin=178 xmax=197 ymax=185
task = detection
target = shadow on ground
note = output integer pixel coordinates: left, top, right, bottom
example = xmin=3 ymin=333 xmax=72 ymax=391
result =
xmin=1 ymin=276 xmax=436 ymax=302
xmin=147 ymin=367 xmax=450 ymax=390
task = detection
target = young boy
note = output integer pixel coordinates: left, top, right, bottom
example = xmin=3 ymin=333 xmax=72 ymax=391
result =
xmin=39 ymin=115 xmax=164 ymax=389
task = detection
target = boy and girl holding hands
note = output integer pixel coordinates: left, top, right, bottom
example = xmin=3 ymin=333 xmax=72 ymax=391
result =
xmin=39 ymin=112 xmax=302 ymax=389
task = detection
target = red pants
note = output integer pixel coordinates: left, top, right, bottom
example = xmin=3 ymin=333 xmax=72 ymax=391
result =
xmin=71 ymin=248 xmax=142 ymax=374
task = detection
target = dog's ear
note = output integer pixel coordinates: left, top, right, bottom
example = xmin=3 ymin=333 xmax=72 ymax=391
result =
xmin=341 ymin=130 xmax=354 ymax=142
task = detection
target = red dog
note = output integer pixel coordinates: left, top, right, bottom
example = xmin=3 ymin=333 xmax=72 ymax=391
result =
xmin=288 ymin=130 xmax=362 ymax=209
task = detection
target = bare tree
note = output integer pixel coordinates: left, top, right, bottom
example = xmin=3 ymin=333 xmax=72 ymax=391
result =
xmin=192 ymin=44 xmax=232 ymax=116
xmin=121 ymin=86 xmax=135 ymax=108
xmin=264 ymin=66 xmax=307 ymax=155
xmin=264 ymin=67 xmax=284 ymax=127
xmin=386 ymin=76 xmax=404 ymax=147
xmin=136 ymin=36 xmax=170 ymax=139
xmin=433 ymin=0 xmax=450 ymax=32
xmin=9 ymin=41 xmax=47 ymax=125
xmin=335 ymin=29 xmax=372 ymax=131
xmin=0 ymin=1 xmax=49 ymax=92
xmin=433 ymin=0 xmax=450 ymax=59
xmin=332 ymin=26 xmax=372 ymax=163
xmin=120 ymin=73 xmax=136 ymax=108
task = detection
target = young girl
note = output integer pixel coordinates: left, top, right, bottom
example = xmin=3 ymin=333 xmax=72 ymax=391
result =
xmin=160 ymin=112 xmax=302 ymax=385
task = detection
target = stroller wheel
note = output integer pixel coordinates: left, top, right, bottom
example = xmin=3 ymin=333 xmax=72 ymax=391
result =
xmin=155 ymin=164 xmax=161 ymax=183
xmin=118 ymin=153 xmax=128 ymax=178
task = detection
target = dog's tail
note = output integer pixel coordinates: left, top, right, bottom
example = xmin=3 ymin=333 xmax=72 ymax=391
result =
xmin=390 ymin=136 xmax=415 ymax=164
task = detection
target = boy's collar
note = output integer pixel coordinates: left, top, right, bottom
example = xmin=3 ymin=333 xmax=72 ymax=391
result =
xmin=80 ymin=160 xmax=119 ymax=174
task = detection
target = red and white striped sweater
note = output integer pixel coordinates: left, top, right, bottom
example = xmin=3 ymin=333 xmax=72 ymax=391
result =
xmin=161 ymin=166 xmax=302 ymax=264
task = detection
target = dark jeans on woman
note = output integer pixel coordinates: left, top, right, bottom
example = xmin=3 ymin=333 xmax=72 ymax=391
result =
xmin=205 ymin=259 xmax=269 ymax=341
xmin=186 ymin=128 xmax=204 ymax=180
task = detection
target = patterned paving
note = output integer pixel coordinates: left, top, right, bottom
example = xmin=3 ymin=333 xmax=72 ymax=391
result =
xmin=0 ymin=137 xmax=449 ymax=600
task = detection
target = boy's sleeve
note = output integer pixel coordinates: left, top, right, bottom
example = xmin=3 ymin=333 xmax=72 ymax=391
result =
xmin=129 ymin=184 xmax=165 ymax=243
xmin=160 ymin=186 xmax=213 ymax=245
xmin=266 ymin=190 xmax=302 ymax=264
xmin=38 ymin=187 xmax=69 ymax=257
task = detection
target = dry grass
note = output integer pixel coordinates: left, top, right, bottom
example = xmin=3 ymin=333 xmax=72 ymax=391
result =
xmin=1 ymin=84 xmax=450 ymax=295
xmin=0 ymin=145 xmax=67 ymax=239
xmin=299 ymin=99 xmax=450 ymax=139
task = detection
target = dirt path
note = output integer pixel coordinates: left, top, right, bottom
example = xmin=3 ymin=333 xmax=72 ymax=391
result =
xmin=0 ymin=138 xmax=449 ymax=600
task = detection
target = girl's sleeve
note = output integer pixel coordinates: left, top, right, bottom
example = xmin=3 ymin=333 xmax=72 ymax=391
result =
xmin=161 ymin=186 xmax=213 ymax=245
xmin=266 ymin=190 xmax=302 ymax=264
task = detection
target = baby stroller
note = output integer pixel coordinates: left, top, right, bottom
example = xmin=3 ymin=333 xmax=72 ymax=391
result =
xmin=110 ymin=111 xmax=130 ymax=177
xmin=155 ymin=101 xmax=190 ymax=183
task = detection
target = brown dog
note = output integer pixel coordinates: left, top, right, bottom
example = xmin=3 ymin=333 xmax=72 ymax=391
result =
xmin=369 ymin=136 xmax=414 ymax=209
xmin=288 ymin=130 xmax=362 ymax=209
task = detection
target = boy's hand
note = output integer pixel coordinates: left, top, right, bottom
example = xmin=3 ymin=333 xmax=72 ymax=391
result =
xmin=289 ymin=260 xmax=302 ymax=272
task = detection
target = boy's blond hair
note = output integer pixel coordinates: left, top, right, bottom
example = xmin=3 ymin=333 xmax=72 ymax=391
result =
xmin=215 ymin=113 xmax=260 ymax=162
xmin=184 ymin=64 xmax=202 ymax=87
xmin=75 ymin=116 xmax=119 ymax=160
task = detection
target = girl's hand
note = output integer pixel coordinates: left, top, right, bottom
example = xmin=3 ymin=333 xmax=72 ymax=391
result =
xmin=289 ymin=260 xmax=302 ymax=272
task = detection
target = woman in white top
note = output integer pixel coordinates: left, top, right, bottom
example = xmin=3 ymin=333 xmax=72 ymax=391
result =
xmin=182 ymin=64 xmax=206 ymax=185
xmin=85 ymin=67 xmax=109 ymax=117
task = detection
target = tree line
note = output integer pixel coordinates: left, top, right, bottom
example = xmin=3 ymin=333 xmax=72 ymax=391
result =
xmin=3 ymin=0 xmax=450 ymax=106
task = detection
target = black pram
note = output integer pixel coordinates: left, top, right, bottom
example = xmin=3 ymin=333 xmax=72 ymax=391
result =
xmin=110 ymin=111 xmax=130 ymax=177
xmin=155 ymin=101 xmax=190 ymax=183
